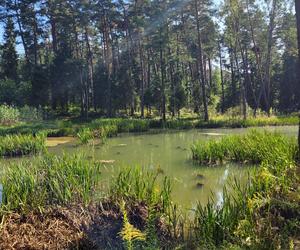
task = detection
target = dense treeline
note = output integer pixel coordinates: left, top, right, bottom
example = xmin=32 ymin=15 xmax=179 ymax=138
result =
xmin=0 ymin=0 xmax=299 ymax=120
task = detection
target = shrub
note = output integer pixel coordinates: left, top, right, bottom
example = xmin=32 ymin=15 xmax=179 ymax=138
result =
xmin=19 ymin=105 xmax=43 ymax=122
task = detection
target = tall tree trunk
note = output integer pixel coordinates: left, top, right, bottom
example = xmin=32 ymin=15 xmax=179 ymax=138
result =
xmin=14 ymin=0 xmax=29 ymax=63
xmin=218 ymin=41 xmax=225 ymax=114
xmin=139 ymin=35 xmax=145 ymax=118
xmin=195 ymin=0 xmax=209 ymax=121
xmin=84 ymin=26 xmax=95 ymax=111
xmin=245 ymin=0 xmax=262 ymax=116
xmin=265 ymin=0 xmax=278 ymax=116
xmin=160 ymin=41 xmax=166 ymax=122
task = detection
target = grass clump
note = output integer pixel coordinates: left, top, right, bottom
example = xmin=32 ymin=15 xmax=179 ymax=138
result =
xmin=190 ymin=130 xmax=300 ymax=249
xmin=197 ymin=115 xmax=299 ymax=129
xmin=0 ymin=133 xmax=46 ymax=157
xmin=76 ymin=128 xmax=94 ymax=144
xmin=191 ymin=130 xmax=297 ymax=167
xmin=111 ymin=167 xmax=180 ymax=249
xmin=1 ymin=154 xmax=101 ymax=212
xmin=91 ymin=118 xmax=150 ymax=133
xmin=0 ymin=105 xmax=20 ymax=126
xmin=111 ymin=167 xmax=172 ymax=211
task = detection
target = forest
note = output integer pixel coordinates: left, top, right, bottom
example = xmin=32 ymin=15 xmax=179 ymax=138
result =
xmin=0 ymin=0 xmax=300 ymax=249
xmin=0 ymin=0 xmax=299 ymax=119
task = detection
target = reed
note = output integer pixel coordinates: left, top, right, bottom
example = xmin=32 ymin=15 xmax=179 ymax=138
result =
xmin=190 ymin=130 xmax=299 ymax=249
xmin=76 ymin=128 xmax=94 ymax=144
xmin=111 ymin=167 xmax=172 ymax=211
xmin=1 ymin=154 xmax=101 ymax=212
xmin=191 ymin=130 xmax=297 ymax=168
xmin=0 ymin=133 xmax=46 ymax=157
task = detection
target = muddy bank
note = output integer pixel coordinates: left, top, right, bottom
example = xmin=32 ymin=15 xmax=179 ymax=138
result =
xmin=0 ymin=202 xmax=171 ymax=250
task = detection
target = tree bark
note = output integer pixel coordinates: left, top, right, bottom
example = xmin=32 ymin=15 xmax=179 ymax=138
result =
xmin=195 ymin=0 xmax=209 ymax=121
xmin=218 ymin=41 xmax=225 ymax=114
xmin=265 ymin=0 xmax=278 ymax=116
xmin=160 ymin=41 xmax=166 ymax=122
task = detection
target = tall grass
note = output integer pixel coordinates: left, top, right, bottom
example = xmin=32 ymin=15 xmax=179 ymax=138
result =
xmin=197 ymin=115 xmax=299 ymax=129
xmin=190 ymin=130 xmax=299 ymax=249
xmin=90 ymin=118 xmax=150 ymax=133
xmin=1 ymin=154 xmax=101 ymax=212
xmin=0 ymin=115 xmax=298 ymax=139
xmin=191 ymin=130 xmax=297 ymax=168
xmin=0 ymin=105 xmax=20 ymax=126
xmin=76 ymin=128 xmax=94 ymax=144
xmin=111 ymin=167 xmax=172 ymax=211
xmin=0 ymin=133 xmax=46 ymax=157
xmin=193 ymin=186 xmax=249 ymax=247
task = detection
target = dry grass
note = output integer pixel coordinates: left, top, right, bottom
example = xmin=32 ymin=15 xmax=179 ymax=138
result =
xmin=0 ymin=206 xmax=87 ymax=249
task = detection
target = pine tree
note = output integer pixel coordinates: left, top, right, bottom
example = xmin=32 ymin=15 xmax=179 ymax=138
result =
xmin=1 ymin=17 xmax=18 ymax=81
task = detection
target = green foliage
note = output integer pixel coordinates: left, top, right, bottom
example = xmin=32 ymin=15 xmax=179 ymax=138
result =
xmin=190 ymin=130 xmax=300 ymax=249
xmin=0 ymin=79 xmax=18 ymax=105
xmin=197 ymin=115 xmax=299 ymax=128
xmin=91 ymin=119 xmax=150 ymax=133
xmin=112 ymin=167 xmax=173 ymax=249
xmin=119 ymin=200 xmax=146 ymax=250
xmin=19 ymin=106 xmax=43 ymax=122
xmin=0 ymin=104 xmax=20 ymax=125
xmin=193 ymin=187 xmax=248 ymax=248
xmin=191 ymin=130 xmax=297 ymax=167
xmin=76 ymin=128 xmax=94 ymax=144
xmin=0 ymin=105 xmax=43 ymax=126
xmin=111 ymin=167 xmax=171 ymax=211
xmin=1 ymin=154 xmax=101 ymax=212
xmin=0 ymin=133 xmax=46 ymax=157
xmin=1 ymin=17 xmax=18 ymax=81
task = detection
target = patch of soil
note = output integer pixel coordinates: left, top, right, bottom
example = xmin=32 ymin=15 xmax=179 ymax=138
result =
xmin=0 ymin=201 xmax=171 ymax=250
xmin=0 ymin=203 xmax=122 ymax=250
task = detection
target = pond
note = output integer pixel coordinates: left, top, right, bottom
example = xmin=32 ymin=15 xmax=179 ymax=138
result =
xmin=46 ymin=125 xmax=298 ymax=209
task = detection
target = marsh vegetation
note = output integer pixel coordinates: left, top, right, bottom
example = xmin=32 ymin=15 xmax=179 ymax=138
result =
xmin=0 ymin=0 xmax=300 ymax=248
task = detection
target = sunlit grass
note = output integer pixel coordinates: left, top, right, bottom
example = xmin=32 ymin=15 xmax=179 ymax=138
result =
xmin=1 ymin=154 xmax=101 ymax=212
xmin=0 ymin=133 xmax=46 ymax=157
xmin=191 ymin=130 xmax=297 ymax=168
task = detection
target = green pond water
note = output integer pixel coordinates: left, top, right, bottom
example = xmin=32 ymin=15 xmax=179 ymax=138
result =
xmin=46 ymin=125 xmax=298 ymax=209
xmin=0 ymin=126 xmax=297 ymax=209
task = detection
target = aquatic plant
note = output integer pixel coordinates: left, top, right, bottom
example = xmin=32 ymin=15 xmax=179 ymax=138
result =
xmin=0 ymin=133 xmax=46 ymax=157
xmin=190 ymin=130 xmax=300 ymax=249
xmin=1 ymin=154 xmax=101 ymax=212
xmin=111 ymin=167 xmax=172 ymax=211
xmin=76 ymin=128 xmax=94 ymax=144
xmin=191 ymin=130 xmax=297 ymax=169
xmin=0 ymin=115 xmax=298 ymax=139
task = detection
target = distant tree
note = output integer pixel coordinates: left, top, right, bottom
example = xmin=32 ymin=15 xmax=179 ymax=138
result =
xmin=0 ymin=79 xmax=17 ymax=104
xmin=1 ymin=17 xmax=18 ymax=81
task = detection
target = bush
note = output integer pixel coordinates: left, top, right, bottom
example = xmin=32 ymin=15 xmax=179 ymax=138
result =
xmin=19 ymin=105 xmax=43 ymax=122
